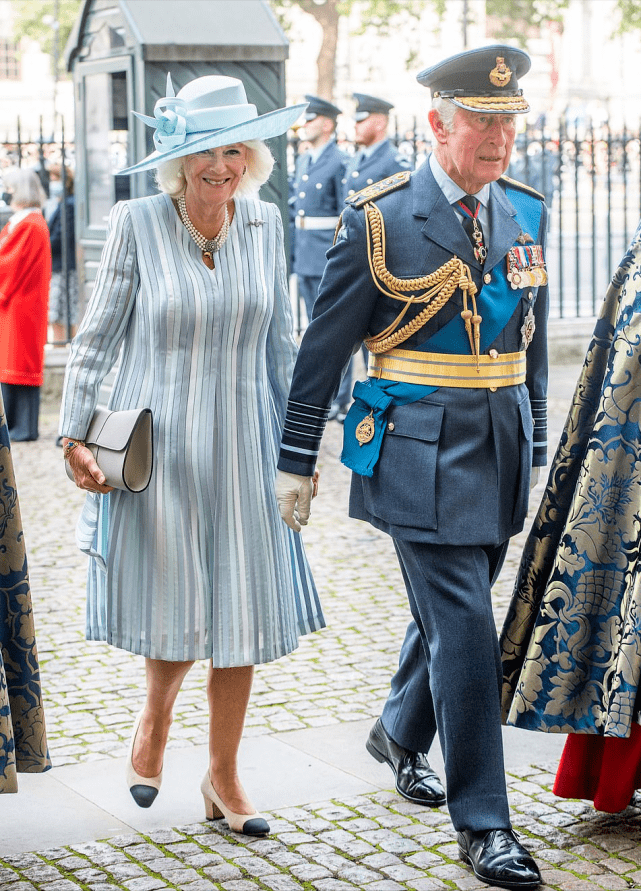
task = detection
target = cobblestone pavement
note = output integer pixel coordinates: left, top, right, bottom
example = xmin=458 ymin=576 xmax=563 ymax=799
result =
xmin=4 ymin=359 xmax=641 ymax=890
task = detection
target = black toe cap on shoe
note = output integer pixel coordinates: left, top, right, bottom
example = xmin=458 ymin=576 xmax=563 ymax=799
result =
xmin=129 ymin=784 xmax=159 ymax=808
xmin=240 ymin=816 xmax=270 ymax=836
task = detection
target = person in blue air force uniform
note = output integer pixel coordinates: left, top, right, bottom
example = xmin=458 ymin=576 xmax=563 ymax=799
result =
xmin=276 ymin=45 xmax=549 ymax=890
xmin=291 ymin=95 xmax=347 ymax=322
xmin=343 ymin=92 xmax=411 ymax=200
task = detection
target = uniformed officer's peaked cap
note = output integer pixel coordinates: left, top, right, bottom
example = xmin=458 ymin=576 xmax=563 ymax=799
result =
xmin=353 ymin=92 xmax=394 ymax=121
xmin=417 ymin=44 xmax=531 ymax=114
xmin=304 ymin=95 xmax=342 ymax=122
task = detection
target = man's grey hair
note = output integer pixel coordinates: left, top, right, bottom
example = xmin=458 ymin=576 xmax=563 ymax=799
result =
xmin=431 ymin=97 xmax=458 ymax=132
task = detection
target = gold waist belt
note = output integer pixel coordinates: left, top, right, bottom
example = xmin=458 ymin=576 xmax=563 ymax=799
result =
xmin=368 ymin=348 xmax=526 ymax=389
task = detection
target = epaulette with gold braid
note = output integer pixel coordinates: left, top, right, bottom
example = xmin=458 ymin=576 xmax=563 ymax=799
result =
xmin=345 ymin=170 xmax=411 ymax=209
xmin=499 ymin=174 xmax=544 ymax=202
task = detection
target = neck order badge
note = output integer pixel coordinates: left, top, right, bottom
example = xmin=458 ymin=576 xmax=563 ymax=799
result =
xmin=457 ymin=196 xmax=487 ymax=264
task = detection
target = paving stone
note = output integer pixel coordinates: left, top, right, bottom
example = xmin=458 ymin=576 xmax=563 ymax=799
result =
xmin=122 ymin=880 xmax=168 ymax=891
xmin=289 ymin=864 xmax=331 ymax=881
xmin=71 ymin=871 xmax=108 ymax=884
xmin=105 ymin=863 xmax=148 ymax=881
xmin=261 ymin=877 xmax=305 ymax=891
xmin=230 ymin=856 xmax=279 ymax=877
xmin=311 ymin=880 xmax=358 ymax=890
xmin=177 ymin=882 xmax=219 ymax=891
xmin=403 ymin=880 xmax=448 ymax=891
xmin=39 ymin=883 xmax=82 ymax=891
xmin=22 ymin=867 xmax=64 ymax=882
xmin=202 ymin=863 xmax=243 ymax=881
xmin=183 ymin=853 xmax=224 ymax=868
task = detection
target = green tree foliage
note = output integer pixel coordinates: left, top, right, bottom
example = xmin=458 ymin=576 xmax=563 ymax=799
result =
xmin=272 ymin=0 xmax=430 ymax=99
xmin=612 ymin=0 xmax=641 ymax=34
xmin=485 ymin=0 xmax=569 ymax=46
xmin=10 ymin=0 xmax=83 ymax=76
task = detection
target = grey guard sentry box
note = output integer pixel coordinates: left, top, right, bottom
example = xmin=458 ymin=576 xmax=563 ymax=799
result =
xmin=66 ymin=0 xmax=292 ymax=310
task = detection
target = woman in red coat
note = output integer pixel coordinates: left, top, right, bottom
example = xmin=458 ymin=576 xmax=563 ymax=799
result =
xmin=0 ymin=168 xmax=52 ymax=441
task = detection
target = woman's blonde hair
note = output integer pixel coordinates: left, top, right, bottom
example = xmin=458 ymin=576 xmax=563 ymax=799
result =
xmin=3 ymin=167 xmax=47 ymax=209
xmin=156 ymin=140 xmax=275 ymax=198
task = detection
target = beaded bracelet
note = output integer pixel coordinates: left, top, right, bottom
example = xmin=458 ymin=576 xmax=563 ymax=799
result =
xmin=63 ymin=439 xmax=85 ymax=459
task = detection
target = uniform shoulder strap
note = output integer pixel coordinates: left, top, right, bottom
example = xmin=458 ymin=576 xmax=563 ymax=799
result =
xmin=499 ymin=174 xmax=545 ymax=202
xmin=345 ymin=170 xmax=411 ymax=209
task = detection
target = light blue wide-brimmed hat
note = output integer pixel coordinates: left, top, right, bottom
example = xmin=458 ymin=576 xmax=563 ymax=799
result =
xmin=118 ymin=73 xmax=307 ymax=175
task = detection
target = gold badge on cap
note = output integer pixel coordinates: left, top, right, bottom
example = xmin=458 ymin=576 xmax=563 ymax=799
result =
xmin=489 ymin=57 xmax=512 ymax=87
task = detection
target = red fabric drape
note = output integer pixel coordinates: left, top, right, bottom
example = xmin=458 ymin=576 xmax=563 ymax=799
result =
xmin=553 ymin=723 xmax=641 ymax=813
xmin=0 ymin=212 xmax=52 ymax=386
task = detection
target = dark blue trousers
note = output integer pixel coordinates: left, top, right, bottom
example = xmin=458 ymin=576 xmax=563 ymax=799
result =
xmin=1 ymin=383 xmax=40 ymax=441
xmin=381 ymin=539 xmax=511 ymax=832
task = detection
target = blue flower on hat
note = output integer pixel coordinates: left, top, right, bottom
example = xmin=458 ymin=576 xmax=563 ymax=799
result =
xmin=133 ymin=73 xmax=188 ymax=152
xmin=151 ymin=99 xmax=187 ymax=151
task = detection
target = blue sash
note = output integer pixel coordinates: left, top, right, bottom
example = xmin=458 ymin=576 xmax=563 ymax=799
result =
xmin=342 ymin=187 xmax=543 ymax=476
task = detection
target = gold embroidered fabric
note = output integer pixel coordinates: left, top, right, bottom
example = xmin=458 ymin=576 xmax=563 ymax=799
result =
xmin=500 ymin=224 xmax=641 ymax=737
xmin=0 ymin=392 xmax=51 ymax=791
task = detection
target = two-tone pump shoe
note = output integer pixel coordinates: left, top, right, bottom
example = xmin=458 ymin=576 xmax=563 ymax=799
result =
xmin=458 ymin=828 xmax=541 ymax=889
xmin=366 ymin=718 xmax=446 ymax=807
xmin=201 ymin=772 xmax=270 ymax=837
xmin=126 ymin=710 xmax=163 ymax=808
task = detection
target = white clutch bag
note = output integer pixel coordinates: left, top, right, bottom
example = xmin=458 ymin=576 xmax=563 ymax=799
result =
xmin=65 ymin=406 xmax=154 ymax=493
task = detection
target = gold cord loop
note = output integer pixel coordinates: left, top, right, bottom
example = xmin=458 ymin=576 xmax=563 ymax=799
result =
xmin=362 ymin=201 xmax=479 ymax=356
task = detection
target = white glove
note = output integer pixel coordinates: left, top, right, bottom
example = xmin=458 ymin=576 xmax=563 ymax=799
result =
xmin=529 ymin=466 xmax=541 ymax=491
xmin=275 ymin=470 xmax=313 ymax=532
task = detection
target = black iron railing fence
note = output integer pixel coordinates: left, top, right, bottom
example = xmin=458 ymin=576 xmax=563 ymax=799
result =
xmin=3 ymin=115 xmax=640 ymax=341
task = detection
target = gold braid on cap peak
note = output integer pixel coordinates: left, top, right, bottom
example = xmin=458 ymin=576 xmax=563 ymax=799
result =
xmin=362 ymin=200 xmax=480 ymax=359
xmin=457 ymin=94 xmax=529 ymax=112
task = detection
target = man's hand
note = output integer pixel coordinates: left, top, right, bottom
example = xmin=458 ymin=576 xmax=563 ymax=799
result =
xmin=275 ymin=470 xmax=314 ymax=532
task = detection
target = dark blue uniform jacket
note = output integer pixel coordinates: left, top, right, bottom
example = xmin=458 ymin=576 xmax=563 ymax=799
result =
xmin=279 ymin=160 xmax=549 ymax=547
xmin=291 ymin=140 xmax=347 ymax=277
xmin=342 ymin=139 xmax=411 ymax=199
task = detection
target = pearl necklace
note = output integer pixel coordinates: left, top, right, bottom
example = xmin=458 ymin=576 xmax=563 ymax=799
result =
xmin=177 ymin=195 xmax=230 ymax=269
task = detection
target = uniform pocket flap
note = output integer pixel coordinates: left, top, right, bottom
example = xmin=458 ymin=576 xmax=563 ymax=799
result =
xmin=387 ymin=401 xmax=444 ymax=442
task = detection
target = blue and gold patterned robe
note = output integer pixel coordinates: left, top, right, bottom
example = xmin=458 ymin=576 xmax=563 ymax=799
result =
xmin=0 ymin=393 xmax=50 ymax=791
xmin=501 ymin=221 xmax=641 ymax=737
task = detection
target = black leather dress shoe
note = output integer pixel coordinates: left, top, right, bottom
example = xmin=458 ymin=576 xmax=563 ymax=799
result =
xmin=366 ymin=718 xmax=446 ymax=807
xmin=457 ymin=828 xmax=541 ymax=889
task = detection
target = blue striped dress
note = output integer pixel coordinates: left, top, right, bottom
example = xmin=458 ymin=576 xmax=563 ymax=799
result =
xmin=60 ymin=192 xmax=325 ymax=664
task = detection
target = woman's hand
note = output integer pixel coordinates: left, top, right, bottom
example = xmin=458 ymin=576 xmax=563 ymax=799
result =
xmin=63 ymin=439 xmax=114 ymax=494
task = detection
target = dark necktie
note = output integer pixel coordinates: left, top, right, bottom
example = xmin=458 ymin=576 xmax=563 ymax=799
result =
xmin=457 ymin=195 xmax=487 ymax=264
